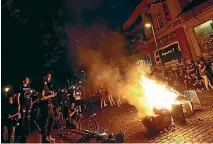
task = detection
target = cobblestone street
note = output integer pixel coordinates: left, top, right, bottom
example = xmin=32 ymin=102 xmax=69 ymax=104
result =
xmin=94 ymin=104 xmax=213 ymax=143
xmin=93 ymin=91 xmax=213 ymax=143
xmin=24 ymin=91 xmax=213 ymax=143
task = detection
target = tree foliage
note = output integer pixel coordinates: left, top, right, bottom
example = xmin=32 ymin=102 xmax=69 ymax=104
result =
xmin=2 ymin=0 xmax=67 ymax=71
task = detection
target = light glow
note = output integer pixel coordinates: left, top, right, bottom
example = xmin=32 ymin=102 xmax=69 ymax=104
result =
xmin=5 ymin=87 xmax=10 ymax=92
xmin=140 ymin=75 xmax=178 ymax=113
xmin=145 ymin=23 xmax=152 ymax=28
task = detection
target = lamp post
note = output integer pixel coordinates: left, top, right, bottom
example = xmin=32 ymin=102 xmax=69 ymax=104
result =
xmin=81 ymin=71 xmax=85 ymax=77
xmin=145 ymin=23 xmax=163 ymax=66
xmin=4 ymin=87 xmax=10 ymax=98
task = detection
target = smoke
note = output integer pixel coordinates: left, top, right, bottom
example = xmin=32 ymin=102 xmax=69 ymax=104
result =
xmin=71 ymin=22 xmax=152 ymax=119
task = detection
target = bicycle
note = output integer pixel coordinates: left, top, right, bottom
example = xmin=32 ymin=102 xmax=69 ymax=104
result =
xmin=78 ymin=113 xmax=98 ymax=132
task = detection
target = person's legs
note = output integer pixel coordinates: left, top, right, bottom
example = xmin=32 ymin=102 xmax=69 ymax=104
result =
xmin=7 ymin=120 xmax=16 ymax=143
xmin=1 ymin=118 xmax=5 ymax=143
xmin=71 ymin=119 xmax=78 ymax=129
xmin=100 ymin=97 xmax=104 ymax=109
xmin=39 ymin=109 xmax=48 ymax=142
xmin=108 ymin=95 xmax=113 ymax=106
xmin=117 ymin=95 xmax=121 ymax=107
xmin=9 ymin=126 xmax=16 ymax=143
xmin=26 ymin=102 xmax=32 ymax=135
xmin=47 ymin=107 xmax=55 ymax=135
xmin=202 ymin=76 xmax=209 ymax=90
xmin=20 ymin=108 xmax=27 ymax=142
xmin=109 ymin=95 xmax=116 ymax=106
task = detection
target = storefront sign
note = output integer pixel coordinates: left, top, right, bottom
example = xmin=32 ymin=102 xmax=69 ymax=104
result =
xmin=156 ymin=43 xmax=182 ymax=66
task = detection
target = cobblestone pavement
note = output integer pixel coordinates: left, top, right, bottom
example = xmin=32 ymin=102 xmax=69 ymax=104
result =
xmin=94 ymin=104 xmax=213 ymax=143
xmin=24 ymin=92 xmax=213 ymax=143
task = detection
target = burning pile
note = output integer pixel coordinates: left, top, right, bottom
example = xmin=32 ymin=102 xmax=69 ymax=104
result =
xmin=139 ymin=74 xmax=185 ymax=133
xmin=140 ymin=75 xmax=179 ymax=114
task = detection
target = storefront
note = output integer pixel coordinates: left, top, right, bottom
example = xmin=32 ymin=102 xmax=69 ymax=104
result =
xmin=142 ymin=26 xmax=192 ymax=68
xmin=183 ymin=5 xmax=213 ymax=60
xmin=193 ymin=20 xmax=213 ymax=58
xmin=155 ymin=42 xmax=183 ymax=67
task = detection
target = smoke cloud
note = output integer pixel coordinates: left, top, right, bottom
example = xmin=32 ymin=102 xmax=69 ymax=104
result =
xmin=70 ymin=22 xmax=152 ymax=118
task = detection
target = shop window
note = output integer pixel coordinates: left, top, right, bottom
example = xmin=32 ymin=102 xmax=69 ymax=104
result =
xmin=156 ymin=13 xmax=164 ymax=29
xmin=194 ymin=20 xmax=213 ymax=52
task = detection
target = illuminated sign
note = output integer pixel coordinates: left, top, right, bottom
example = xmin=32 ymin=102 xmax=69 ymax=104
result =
xmin=156 ymin=42 xmax=182 ymax=65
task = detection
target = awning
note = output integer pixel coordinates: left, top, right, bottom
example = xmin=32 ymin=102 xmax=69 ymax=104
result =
xmin=177 ymin=0 xmax=208 ymax=17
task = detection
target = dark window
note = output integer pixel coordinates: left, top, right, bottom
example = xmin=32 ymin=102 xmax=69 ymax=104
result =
xmin=156 ymin=13 xmax=164 ymax=29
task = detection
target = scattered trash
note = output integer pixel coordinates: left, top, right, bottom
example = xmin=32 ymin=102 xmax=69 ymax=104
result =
xmin=197 ymin=116 xmax=204 ymax=121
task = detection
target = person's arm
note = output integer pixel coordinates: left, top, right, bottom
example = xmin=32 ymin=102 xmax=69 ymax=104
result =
xmin=17 ymin=93 xmax=21 ymax=112
xmin=69 ymin=109 xmax=76 ymax=117
xmin=8 ymin=112 xmax=19 ymax=119
xmin=60 ymin=112 xmax=63 ymax=120
xmin=184 ymin=80 xmax=187 ymax=85
xmin=201 ymin=65 xmax=206 ymax=72
xmin=41 ymin=90 xmax=53 ymax=100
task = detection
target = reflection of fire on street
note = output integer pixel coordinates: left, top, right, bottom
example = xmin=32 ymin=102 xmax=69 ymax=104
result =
xmin=139 ymin=74 xmax=186 ymax=134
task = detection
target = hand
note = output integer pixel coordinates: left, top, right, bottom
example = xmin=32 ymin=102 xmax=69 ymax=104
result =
xmin=8 ymin=115 xmax=12 ymax=118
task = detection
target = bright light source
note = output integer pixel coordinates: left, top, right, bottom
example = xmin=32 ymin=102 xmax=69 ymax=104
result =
xmin=145 ymin=23 xmax=152 ymax=28
xmin=5 ymin=87 xmax=9 ymax=92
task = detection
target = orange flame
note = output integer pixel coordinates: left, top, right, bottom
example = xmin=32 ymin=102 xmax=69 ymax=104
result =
xmin=140 ymin=75 xmax=179 ymax=114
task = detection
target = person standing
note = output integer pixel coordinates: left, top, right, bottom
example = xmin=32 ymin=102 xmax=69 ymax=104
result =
xmin=18 ymin=77 xmax=33 ymax=142
xmin=39 ymin=73 xmax=55 ymax=142
xmin=5 ymin=94 xmax=19 ymax=143
xmin=198 ymin=62 xmax=213 ymax=90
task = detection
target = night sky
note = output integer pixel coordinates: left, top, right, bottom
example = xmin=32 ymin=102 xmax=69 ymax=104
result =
xmin=2 ymin=0 xmax=142 ymax=88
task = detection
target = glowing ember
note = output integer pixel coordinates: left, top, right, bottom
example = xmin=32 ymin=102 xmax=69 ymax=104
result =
xmin=140 ymin=75 xmax=179 ymax=113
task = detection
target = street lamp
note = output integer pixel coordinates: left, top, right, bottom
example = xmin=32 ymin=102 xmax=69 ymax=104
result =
xmin=5 ymin=87 xmax=10 ymax=93
xmin=145 ymin=23 xmax=163 ymax=65
xmin=81 ymin=71 xmax=85 ymax=76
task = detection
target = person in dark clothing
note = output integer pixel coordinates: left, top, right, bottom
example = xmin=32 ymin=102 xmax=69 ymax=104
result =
xmin=1 ymin=92 xmax=9 ymax=143
xmin=30 ymin=91 xmax=40 ymax=132
xmin=184 ymin=75 xmax=194 ymax=90
xmin=4 ymin=94 xmax=19 ymax=143
xmin=39 ymin=73 xmax=55 ymax=142
xmin=67 ymin=103 xmax=78 ymax=129
xmin=18 ymin=77 xmax=33 ymax=142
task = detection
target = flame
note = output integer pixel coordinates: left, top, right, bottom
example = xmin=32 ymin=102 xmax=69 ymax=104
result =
xmin=140 ymin=75 xmax=178 ymax=113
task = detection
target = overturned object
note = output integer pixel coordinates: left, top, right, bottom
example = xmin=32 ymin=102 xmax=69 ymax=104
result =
xmin=143 ymin=108 xmax=172 ymax=134
xmin=171 ymin=104 xmax=186 ymax=124
xmin=181 ymin=100 xmax=194 ymax=116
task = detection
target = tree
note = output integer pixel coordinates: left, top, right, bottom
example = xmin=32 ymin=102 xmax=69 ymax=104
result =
xmin=2 ymin=0 xmax=67 ymax=73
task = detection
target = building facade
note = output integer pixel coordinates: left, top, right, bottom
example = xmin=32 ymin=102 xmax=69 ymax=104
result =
xmin=123 ymin=0 xmax=213 ymax=69
xmin=180 ymin=0 xmax=213 ymax=60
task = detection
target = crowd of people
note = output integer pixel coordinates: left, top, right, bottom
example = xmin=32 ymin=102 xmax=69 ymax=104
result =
xmin=2 ymin=57 xmax=213 ymax=143
xmin=154 ymin=57 xmax=213 ymax=92
xmin=1 ymin=72 xmax=122 ymax=143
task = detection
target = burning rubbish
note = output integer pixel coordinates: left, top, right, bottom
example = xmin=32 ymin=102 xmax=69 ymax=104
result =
xmin=140 ymin=75 xmax=179 ymax=114
xmin=142 ymin=108 xmax=172 ymax=134
xmin=138 ymin=73 xmax=191 ymax=133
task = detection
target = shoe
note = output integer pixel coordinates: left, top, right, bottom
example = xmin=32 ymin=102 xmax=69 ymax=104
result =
xmin=49 ymin=135 xmax=55 ymax=141
xmin=46 ymin=135 xmax=55 ymax=142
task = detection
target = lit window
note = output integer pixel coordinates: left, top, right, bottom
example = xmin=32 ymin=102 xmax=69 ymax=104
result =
xmin=194 ymin=20 xmax=213 ymax=52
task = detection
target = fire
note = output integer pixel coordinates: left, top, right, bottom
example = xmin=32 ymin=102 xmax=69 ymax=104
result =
xmin=140 ymin=75 xmax=178 ymax=113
